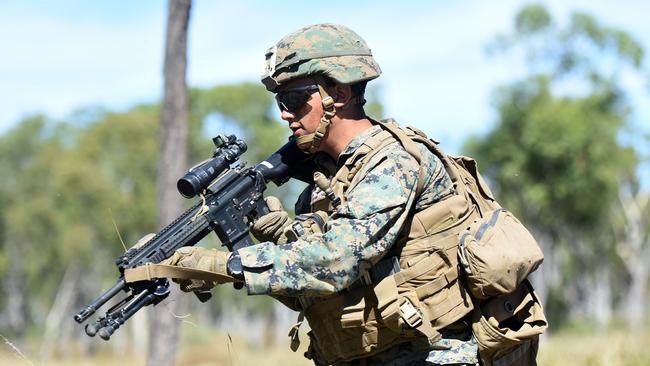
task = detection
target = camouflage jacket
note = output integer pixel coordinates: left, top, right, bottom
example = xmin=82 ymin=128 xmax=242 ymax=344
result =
xmin=237 ymin=125 xmax=453 ymax=296
xmin=238 ymin=124 xmax=478 ymax=365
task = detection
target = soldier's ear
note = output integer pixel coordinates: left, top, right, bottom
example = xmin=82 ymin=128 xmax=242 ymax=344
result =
xmin=332 ymin=84 xmax=352 ymax=108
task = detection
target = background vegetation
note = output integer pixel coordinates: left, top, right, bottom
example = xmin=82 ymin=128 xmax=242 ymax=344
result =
xmin=0 ymin=3 xmax=648 ymax=365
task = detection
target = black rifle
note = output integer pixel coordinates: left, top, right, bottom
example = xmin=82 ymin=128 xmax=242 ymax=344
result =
xmin=74 ymin=134 xmax=312 ymax=340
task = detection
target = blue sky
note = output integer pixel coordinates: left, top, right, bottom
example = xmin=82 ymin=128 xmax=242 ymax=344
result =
xmin=1 ymin=0 xmax=648 ymax=163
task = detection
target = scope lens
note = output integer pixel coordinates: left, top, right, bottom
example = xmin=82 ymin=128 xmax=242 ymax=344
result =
xmin=177 ymin=156 xmax=228 ymax=198
xmin=177 ymin=139 xmax=247 ymax=198
xmin=177 ymin=174 xmax=201 ymax=198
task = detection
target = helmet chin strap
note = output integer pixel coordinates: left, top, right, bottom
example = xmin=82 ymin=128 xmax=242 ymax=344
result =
xmin=295 ymin=77 xmax=337 ymax=154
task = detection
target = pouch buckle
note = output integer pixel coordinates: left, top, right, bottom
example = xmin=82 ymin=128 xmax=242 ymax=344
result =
xmin=400 ymin=297 xmax=423 ymax=328
xmin=457 ymin=233 xmax=472 ymax=274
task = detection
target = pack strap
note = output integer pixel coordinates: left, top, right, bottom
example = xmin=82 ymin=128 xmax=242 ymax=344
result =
xmin=414 ymin=266 xmax=458 ymax=299
xmin=123 ymin=263 xmax=234 ymax=284
xmin=340 ymin=119 xmax=469 ymax=205
xmin=412 ymin=135 xmax=464 ymax=194
xmin=334 ymin=120 xmax=442 ymax=202
xmin=393 ymin=253 xmax=458 ymax=287
xmin=346 ymin=131 xmax=396 ymax=182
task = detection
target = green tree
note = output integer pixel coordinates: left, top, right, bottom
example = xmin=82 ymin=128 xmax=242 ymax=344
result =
xmin=0 ymin=115 xmax=51 ymax=340
xmin=466 ymin=4 xmax=645 ymax=328
xmin=41 ymin=106 xmax=161 ymax=356
xmin=0 ymin=102 xmax=167 ymax=357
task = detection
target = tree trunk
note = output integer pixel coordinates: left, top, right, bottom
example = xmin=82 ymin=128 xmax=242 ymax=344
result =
xmin=77 ymin=266 xmax=100 ymax=355
xmin=5 ymin=242 xmax=27 ymax=342
xmin=561 ymin=234 xmax=592 ymax=321
xmin=263 ymin=305 xmax=278 ymax=348
xmin=131 ymin=305 xmax=149 ymax=356
xmin=148 ymin=1 xmax=192 ymax=365
xmin=625 ymin=261 xmax=648 ymax=329
xmin=588 ymin=268 xmax=612 ymax=330
xmin=617 ymin=190 xmax=649 ymax=330
xmin=40 ymin=265 xmax=81 ymax=360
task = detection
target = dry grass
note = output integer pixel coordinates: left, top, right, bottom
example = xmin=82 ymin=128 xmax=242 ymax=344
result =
xmin=538 ymin=329 xmax=650 ymax=366
xmin=175 ymin=329 xmax=311 ymax=366
xmin=1 ymin=328 xmax=649 ymax=365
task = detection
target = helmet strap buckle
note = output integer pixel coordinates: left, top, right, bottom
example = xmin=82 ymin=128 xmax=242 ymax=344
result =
xmin=321 ymin=95 xmax=335 ymax=110
xmin=297 ymin=79 xmax=337 ymax=154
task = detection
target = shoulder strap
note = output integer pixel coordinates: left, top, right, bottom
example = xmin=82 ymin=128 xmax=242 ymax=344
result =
xmin=403 ymin=129 xmax=499 ymax=215
xmin=400 ymin=125 xmax=463 ymax=190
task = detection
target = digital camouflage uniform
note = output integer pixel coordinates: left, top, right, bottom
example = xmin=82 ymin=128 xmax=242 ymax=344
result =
xmin=238 ymin=125 xmax=479 ymax=365
xmin=253 ymin=23 xmax=480 ymax=365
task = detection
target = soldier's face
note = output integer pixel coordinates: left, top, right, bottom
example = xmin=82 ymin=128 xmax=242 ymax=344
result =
xmin=277 ymin=78 xmax=324 ymax=139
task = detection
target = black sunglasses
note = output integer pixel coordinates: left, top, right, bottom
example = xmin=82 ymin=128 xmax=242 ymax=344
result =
xmin=275 ymin=84 xmax=320 ymax=113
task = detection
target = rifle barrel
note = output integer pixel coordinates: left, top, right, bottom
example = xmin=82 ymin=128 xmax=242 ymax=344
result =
xmin=74 ymin=278 xmax=126 ymax=323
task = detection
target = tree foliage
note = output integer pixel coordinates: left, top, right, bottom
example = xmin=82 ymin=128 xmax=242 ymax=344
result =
xmin=0 ymin=82 xmax=296 ymax=342
xmin=467 ymin=4 xmax=647 ymax=328
xmin=468 ymin=76 xmax=635 ymax=231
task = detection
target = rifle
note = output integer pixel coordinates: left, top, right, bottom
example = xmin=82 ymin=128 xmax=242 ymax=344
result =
xmin=74 ymin=134 xmax=311 ymax=340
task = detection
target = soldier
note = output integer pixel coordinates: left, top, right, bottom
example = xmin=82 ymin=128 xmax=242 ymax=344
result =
xmin=161 ymin=24 xmax=479 ymax=365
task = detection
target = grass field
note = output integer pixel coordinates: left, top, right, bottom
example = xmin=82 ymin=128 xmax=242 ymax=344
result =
xmin=2 ymin=328 xmax=649 ymax=365
xmin=537 ymin=329 xmax=650 ymax=366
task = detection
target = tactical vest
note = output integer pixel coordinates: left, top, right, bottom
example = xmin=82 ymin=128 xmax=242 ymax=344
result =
xmin=295 ymin=120 xmax=546 ymax=366
xmin=293 ymin=121 xmax=478 ymax=364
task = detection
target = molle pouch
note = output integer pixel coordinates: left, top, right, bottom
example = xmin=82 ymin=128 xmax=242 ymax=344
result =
xmin=458 ymin=209 xmax=543 ymax=299
xmin=472 ymin=280 xmax=547 ymax=366
xmin=302 ymin=286 xmax=405 ymax=365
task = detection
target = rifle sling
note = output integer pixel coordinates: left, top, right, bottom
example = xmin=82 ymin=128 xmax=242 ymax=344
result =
xmin=123 ymin=263 xmax=234 ymax=284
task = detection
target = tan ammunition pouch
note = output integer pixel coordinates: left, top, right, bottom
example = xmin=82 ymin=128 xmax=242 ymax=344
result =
xmin=472 ymin=280 xmax=547 ymax=366
xmin=297 ymin=120 xmax=546 ymax=365
xmin=458 ymin=209 xmax=544 ymax=299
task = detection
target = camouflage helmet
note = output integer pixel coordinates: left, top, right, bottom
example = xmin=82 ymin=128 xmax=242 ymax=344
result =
xmin=261 ymin=24 xmax=382 ymax=92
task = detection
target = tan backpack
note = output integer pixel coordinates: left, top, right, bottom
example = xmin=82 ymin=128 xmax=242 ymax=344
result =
xmin=383 ymin=121 xmax=548 ymax=366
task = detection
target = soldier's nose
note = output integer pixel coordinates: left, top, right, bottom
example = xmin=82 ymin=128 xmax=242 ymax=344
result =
xmin=280 ymin=109 xmax=294 ymax=122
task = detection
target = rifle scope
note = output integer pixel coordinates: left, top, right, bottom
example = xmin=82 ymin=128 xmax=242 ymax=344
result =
xmin=177 ymin=134 xmax=247 ymax=198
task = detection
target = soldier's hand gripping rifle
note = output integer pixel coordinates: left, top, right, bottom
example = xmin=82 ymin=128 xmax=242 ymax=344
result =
xmin=74 ymin=134 xmax=312 ymax=340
